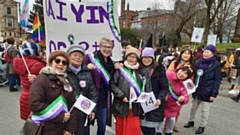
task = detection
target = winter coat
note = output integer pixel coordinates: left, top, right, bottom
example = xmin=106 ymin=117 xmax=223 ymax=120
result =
xmin=29 ymin=74 xmax=77 ymax=135
xmin=84 ymin=51 xmax=115 ymax=125
xmin=13 ymin=56 xmax=46 ymax=120
xmin=6 ymin=46 xmax=17 ymax=74
xmin=193 ymin=59 xmax=221 ymax=102
xmin=232 ymin=56 xmax=240 ymax=76
xmin=140 ymin=65 xmax=168 ymax=122
xmin=66 ymin=64 xmax=97 ymax=118
xmin=110 ymin=67 xmax=142 ymax=117
xmin=165 ymin=71 xmax=189 ymax=117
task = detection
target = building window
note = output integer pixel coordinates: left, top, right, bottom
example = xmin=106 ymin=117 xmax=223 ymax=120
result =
xmin=123 ymin=21 xmax=126 ymax=28
xmin=6 ymin=7 xmax=11 ymax=14
xmin=9 ymin=32 xmax=12 ymax=36
xmin=5 ymin=18 xmax=13 ymax=27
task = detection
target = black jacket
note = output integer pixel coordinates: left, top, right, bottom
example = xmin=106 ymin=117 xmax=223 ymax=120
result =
xmin=110 ymin=67 xmax=142 ymax=117
xmin=66 ymin=64 xmax=97 ymax=117
xmin=193 ymin=59 xmax=221 ymax=102
xmin=140 ymin=64 xmax=169 ymax=122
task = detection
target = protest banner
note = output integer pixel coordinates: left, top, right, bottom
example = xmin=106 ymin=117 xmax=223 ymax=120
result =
xmin=43 ymin=0 xmax=122 ymax=60
xmin=140 ymin=92 xmax=158 ymax=113
xmin=72 ymin=95 xmax=96 ymax=115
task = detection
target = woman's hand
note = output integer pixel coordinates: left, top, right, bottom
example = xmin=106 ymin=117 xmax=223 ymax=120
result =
xmin=209 ymin=96 xmax=215 ymax=101
xmin=87 ymin=63 xmax=96 ymax=70
xmin=28 ymin=74 xmax=36 ymax=83
xmin=63 ymin=131 xmax=72 ymax=135
xmin=155 ymin=99 xmax=161 ymax=106
xmin=122 ymin=97 xmax=129 ymax=103
xmin=89 ymin=112 xmax=95 ymax=121
xmin=178 ymin=96 xmax=185 ymax=103
xmin=114 ymin=62 xmax=123 ymax=69
xmin=63 ymin=113 xmax=71 ymax=122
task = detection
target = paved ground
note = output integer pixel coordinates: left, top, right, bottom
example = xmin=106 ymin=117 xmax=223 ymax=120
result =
xmin=0 ymin=78 xmax=240 ymax=135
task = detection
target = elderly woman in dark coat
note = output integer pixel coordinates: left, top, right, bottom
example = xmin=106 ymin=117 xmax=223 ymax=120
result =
xmin=29 ymin=51 xmax=77 ymax=135
xmin=66 ymin=45 xmax=97 ymax=135
xmin=184 ymin=45 xmax=221 ymax=134
xmin=139 ymin=47 xmax=168 ymax=135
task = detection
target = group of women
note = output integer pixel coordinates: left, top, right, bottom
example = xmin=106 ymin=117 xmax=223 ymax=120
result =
xmin=14 ymin=37 xmax=221 ymax=135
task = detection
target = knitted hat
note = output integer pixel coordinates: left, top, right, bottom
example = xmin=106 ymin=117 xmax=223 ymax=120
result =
xmin=141 ymin=47 xmax=155 ymax=59
xmin=19 ymin=42 xmax=41 ymax=56
xmin=125 ymin=46 xmax=140 ymax=59
xmin=48 ymin=50 xmax=69 ymax=65
xmin=204 ymin=44 xmax=216 ymax=54
xmin=67 ymin=45 xmax=85 ymax=55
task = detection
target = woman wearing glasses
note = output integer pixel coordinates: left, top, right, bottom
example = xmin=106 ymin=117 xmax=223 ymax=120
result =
xmin=66 ymin=45 xmax=97 ymax=135
xmin=29 ymin=51 xmax=77 ymax=135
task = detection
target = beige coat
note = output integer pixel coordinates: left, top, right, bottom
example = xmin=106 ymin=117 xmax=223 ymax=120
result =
xmin=6 ymin=45 xmax=17 ymax=74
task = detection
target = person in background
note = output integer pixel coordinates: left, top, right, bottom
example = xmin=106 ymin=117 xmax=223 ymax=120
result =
xmin=220 ymin=55 xmax=229 ymax=78
xmin=66 ymin=45 xmax=97 ymax=135
xmin=184 ymin=45 xmax=221 ymax=134
xmin=110 ymin=46 xmax=142 ymax=135
xmin=228 ymin=50 xmax=240 ymax=95
xmin=139 ymin=47 xmax=168 ymax=135
xmin=29 ymin=51 xmax=77 ymax=135
xmin=5 ymin=37 xmax=18 ymax=92
xmin=13 ymin=42 xmax=46 ymax=120
xmin=193 ymin=47 xmax=203 ymax=61
xmin=228 ymin=51 xmax=235 ymax=89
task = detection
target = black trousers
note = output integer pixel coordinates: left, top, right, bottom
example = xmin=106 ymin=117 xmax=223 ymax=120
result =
xmin=141 ymin=126 xmax=156 ymax=135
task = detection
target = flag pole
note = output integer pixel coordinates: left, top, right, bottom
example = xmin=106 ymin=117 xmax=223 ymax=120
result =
xmin=37 ymin=12 xmax=40 ymax=43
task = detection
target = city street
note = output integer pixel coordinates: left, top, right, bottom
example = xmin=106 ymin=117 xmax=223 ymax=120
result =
xmin=0 ymin=79 xmax=240 ymax=135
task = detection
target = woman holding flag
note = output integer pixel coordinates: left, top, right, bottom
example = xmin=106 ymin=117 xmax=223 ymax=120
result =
xmin=110 ymin=46 xmax=142 ymax=135
xmin=13 ymin=42 xmax=46 ymax=120
xmin=184 ymin=45 xmax=221 ymax=134
xmin=29 ymin=51 xmax=77 ymax=135
xmin=66 ymin=45 xmax=97 ymax=135
xmin=139 ymin=47 xmax=168 ymax=135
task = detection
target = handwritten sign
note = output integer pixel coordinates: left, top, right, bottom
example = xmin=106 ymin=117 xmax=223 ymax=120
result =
xmin=43 ymin=0 xmax=122 ymax=60
xmin=73 ymin=95 xmax=96 ymax=115
xmin=140 ymin=92 xmax=158 ymax=113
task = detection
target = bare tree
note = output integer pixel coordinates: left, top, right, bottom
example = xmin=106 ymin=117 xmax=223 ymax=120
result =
xmin=212 ymin=0 xmax=240 ymax=43
xmin=204 ymin=0 xmax=225 ymax=43
xmin=173 ymin=0 xmax=205 ymax=46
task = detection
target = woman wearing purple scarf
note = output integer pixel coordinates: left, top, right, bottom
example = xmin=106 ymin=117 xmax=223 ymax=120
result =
xmin=184 ymin=45 xmax=221 ymax=134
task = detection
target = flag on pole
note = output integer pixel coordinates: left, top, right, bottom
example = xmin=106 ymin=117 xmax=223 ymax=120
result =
xmin=19 ymin=0 xmax=29 ymax=28
xmin=31 ymin=12 xmax=45 ymax=46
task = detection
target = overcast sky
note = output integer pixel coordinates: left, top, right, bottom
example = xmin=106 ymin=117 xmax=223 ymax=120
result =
xmin=17 ymin=0 xmax=176 ymax=13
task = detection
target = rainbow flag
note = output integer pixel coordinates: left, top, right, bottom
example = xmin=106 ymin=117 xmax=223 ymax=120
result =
xmin=31 ymin=12 xmax=45 ymax=46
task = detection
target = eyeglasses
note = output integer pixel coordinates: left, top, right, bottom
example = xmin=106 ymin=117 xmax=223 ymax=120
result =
xmin=128 ymin=55 xmax=137 ymax=59
xmin=72 ymin=53 xmax=83 ymax=58
xmin=54 ymin=58 xmax=68 ymax=66
xmin=101 ymin=45 xmax=113 ymax=50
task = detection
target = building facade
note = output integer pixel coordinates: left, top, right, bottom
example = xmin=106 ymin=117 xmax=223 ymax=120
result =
xmin=0 ymin=0 xmax=20 ymax=41
xmin=119 ymin=0 xmax=138 ymax=28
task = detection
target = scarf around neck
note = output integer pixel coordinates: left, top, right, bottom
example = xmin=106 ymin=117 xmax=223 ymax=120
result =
xmin=140 ymin=66 xmax=152 ymax=92
xmin=199 ymin=56 xmax=216 ymax=71
xmin=124 ymin=61 xmax=139 ymax=70
xmin=40 ymin=66 xmax=72 ymax=92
